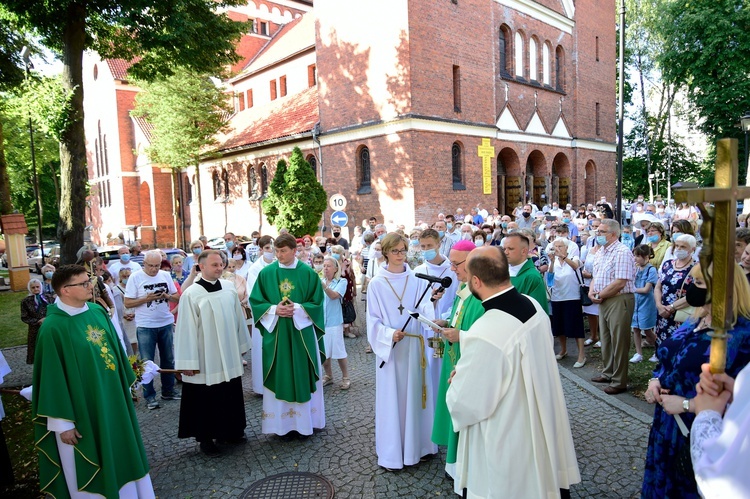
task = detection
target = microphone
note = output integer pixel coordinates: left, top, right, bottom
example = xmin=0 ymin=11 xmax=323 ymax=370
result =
xmin=415 ymin=273 xmax=453 ymax=289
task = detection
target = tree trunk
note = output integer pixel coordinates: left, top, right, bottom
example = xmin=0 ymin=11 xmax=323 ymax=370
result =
xmin=57 ymin=5 xmax=87 ymax=264
xmin=0 ymin=119 xmax=14 ymax=214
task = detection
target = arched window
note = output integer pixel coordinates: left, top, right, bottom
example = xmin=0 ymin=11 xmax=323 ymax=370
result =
xmin=357 ymin=146 xmax=371 ymax=194
xmin=307 ymin=155 xmax=317 ymax=177
xmin=260 ymin=164 xmax=268 ymax=196
xmin=248 ymin=166 xmax=258 ymax=199
xmin=514 ymin=32 xmax=524 ymax=78
xmin=529 ymin=37 xmax=538 ymax=82
xmin=499 ymin=26 xmax=511 ymax=75
xmin=542 ymin=43 xmax=551 ymax=85
xmin=452 ymin=142 xmax=465 ymax=190
xmin=556 ymin=46 xmax=565 ymax=91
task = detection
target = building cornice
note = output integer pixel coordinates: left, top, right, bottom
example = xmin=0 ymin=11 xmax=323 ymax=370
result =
xmin=494 ymin=0 xmax=575 ymax=34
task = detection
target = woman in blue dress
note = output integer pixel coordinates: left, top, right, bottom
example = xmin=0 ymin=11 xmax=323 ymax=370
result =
xmin=654 ymin=235 xmax=698 ymax=345
xmin=641 ymin=262 xmax=750 ymax=498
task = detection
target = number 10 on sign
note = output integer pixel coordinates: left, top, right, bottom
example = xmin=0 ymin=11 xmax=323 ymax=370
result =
xmin=329 ymin=194 xmax=347 ymax=211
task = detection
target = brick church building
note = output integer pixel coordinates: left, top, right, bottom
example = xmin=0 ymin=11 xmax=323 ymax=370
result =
xmin=83 ymin=0 xmax=615 ymax=246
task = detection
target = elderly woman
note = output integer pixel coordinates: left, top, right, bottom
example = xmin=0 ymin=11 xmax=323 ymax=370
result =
xmin=321 ymin=256 xmax=351 ymax=389
xmin=663 ymin=219 xmax=698 ymax=265
xmin=230 ymin=244 xmax=250 ymax=281
xmin=406 ymin=229 xmax=424 ymax=269
xmin=117 ymin=268 xmax=138 ymax=355
xmin=184 ymin=239 xmax=204 ymax=269
xmin=223 ymin=257 xmax=250 ymax=321
xmin=21 ymin=278 xmax=48 ymax=364
xmin=655 ymin=234 xmax=698 ymax=346
xmin=642 ymin=263 xmax=750 ymax=498
xmin=580 ymin=230 xmax=601 ymax=347
xmin=645 ymin=222 xmax=671 ymax=270
xmin=170 ymin=254 xmax=189 ymax=285
xmin=40 ymin=263 xmax=56 ymax=301
xmin=546 ymin=239 xmax=586 ymax=367
xmin=331 ymin=245 xmax=358 ymax=338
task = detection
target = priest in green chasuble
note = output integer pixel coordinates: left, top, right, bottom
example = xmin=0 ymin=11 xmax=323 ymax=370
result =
xmin=430 ymin=240 xmax=485 ymax=480
xmin=249 ymin=233 xmax=326 ymax=437
xmin=32 ymin=265 xmax=153 ymax=498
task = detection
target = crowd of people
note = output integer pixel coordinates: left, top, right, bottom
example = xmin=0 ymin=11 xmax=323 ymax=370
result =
xmin=14 ymin=193 xmax=750 ymax=497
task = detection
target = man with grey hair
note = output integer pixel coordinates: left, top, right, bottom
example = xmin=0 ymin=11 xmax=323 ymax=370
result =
xmin=368 ymin=224 xmax=388 ymax=259
xmin=588 ymin=219 xmax=636 ymax=395
xmin=124 ymin=250 xmax=181 ymax=409
xmin=107 ymin=245 xmax=142 ymax=285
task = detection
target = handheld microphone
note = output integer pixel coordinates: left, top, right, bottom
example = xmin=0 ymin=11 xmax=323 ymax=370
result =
xmin=415 ymin=273 xmax=453 ymax=289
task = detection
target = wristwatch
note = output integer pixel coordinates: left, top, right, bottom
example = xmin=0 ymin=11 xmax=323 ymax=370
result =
xmin=683 ymin=398 xmax=691 ymax=413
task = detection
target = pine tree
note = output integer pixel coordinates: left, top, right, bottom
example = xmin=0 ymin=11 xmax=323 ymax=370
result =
xmin=263 ymin=147 xmax=326 ymax=236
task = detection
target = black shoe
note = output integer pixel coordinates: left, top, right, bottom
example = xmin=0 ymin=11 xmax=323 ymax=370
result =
xmin=199 ymin=440 xmax=221 ymax=457
xmin=217 ymin=436 xmax=247 ymax=445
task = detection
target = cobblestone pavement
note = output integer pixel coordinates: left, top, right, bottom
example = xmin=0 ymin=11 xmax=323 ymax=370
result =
xmin=1 ymin=300 xmax=654 ymax=498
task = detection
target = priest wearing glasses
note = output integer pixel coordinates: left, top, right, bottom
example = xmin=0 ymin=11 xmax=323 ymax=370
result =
xmin=366 ymin=232 xmax=438 ymax=471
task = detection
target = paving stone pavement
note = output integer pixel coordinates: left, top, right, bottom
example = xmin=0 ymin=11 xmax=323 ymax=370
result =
xmin=1 ymin=298 xmax=654 ymax=498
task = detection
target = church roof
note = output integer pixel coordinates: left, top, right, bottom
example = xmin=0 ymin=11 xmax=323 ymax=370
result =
xmin=106 ymin=59 xmax=135 ymax=81
xmin=239 ymin=13 xmax=314 ymax=77
xmin=131 ymin=115 xmax=155 ymax=143
xmin=213 ymin=86 xmax=318 ymax=152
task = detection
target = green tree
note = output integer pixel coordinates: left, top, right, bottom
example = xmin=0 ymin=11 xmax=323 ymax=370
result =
xmin=0 ymin=0 xmax=248 ymax=263
xmin=263 ymin=148 xmax=326 ymax=236
xmin=132 ymin=69 xmax=233 ymax=241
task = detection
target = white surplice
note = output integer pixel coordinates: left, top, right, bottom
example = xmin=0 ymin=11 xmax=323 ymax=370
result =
xmin=367 ymin=264 xmax=438 ymax=469
xmin=413 ymin=258 xmax=458 ymax=404
xmin=246 ymin=256 xmax=274 ymax=394
xmin=447 ymin=288 xmax=580 ymax=499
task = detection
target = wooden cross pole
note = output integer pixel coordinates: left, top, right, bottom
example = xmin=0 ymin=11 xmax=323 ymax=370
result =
xmin=674 ymin=138 xmax=750 ymax=374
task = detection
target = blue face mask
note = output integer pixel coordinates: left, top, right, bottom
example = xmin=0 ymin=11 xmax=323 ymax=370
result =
xmin=378 ymin=234 xmax=385 ymax=241
xmin=120 ymin=254 xmax=131 ymax=263
xmin=647 ymin=234 xmax=660 ymax=244
xmin=446 ymin=223 xmax=453 ymax=230
xmin=437 ymin=230 xmax=445 ymax=239
xmin=562 ymin=218 xmax=570 ymax=224
xmin=671 ymin=233 xmax=681 ymax=243
xmin=410 ymin=239 xmax=419 ymax=246
xmin=596 ymin=235 xmax=607 ymax=246
xmin=474 ymin=239 xmax=484 ymax=247
xmin=225 ymin=240 xmax=235 ymax=249
xmin=44 ymin=271 xmax=54 ymax=280
xmin=192 ymin=248 xmax=202 ymax=255
xmin=622 ymin=233 xmax=632 ymax=240
xmin=332 ymin=253 xmax=341 ymax=260
xmin=501 ymin=222 xmax=509 ymax=229
xmin=423 ymin=249 xmax=437 ymax=261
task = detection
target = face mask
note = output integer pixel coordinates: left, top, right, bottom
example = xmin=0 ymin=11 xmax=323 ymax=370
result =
xmin=501 ymin=222 xmax=509 ymax=229
xmin=671 ymin=233 xmax=682 ymax=243
xmin=674 ymin=249 xmax=690 ymax=260
xmin=319 ymin=246 xmax=327 ymax=253
xmin=437 ymin=230 xmax=445 ymax=239
xmin=373 ymin=250 xmax=383 ymax=259
xmin=446 ymin=223 xmax=453 ymax=230
xmin=622 ymin=233 xmax=632 ymax=240
xmin=120 ymin=254 xmax=131 ymax=263
xmin=263 ymin=251 xmax=275 ymax=261
xmin=474 ymin=239 xmax=484 ymax=247
xmin=562 ymin=218 xmax=570 ymax=224
xmin=314 ymin=264 xmax=323 ymax=271
xmin=423 ymin=249 xmax=437 ymax=261
xmin=596 ymin=235 xmax=607 ymax=246
xmin=741 ymin=222 xmax=748 ymax=228
xmin=233 ymin=254 xmax=243 ymax=260
xmin=685 ymin=282 xmax=709 ymax=307
xmin=410 ymin=239 xmax=419 ymax=246
xmin=192 ymin=248 xmax=202 ymax=255
xmin=378 ymin=234 xmax=385 ymax=241
xmin=332 ymin=253 xmax=341 ymax=260
xmin=252 ymin=238 xmax=258 ymax=244
xmin=44 ymin=271 xmax=54 ymax=279
xmin=647 ymin=235 xmax=660 ymax=244
xmin=522 ymin=212 xmax=530 ymax=218
xmin=333 ymin=232 xmax=341 ymax=237
xmin=225 ymin=240 xmax=234 ymax=249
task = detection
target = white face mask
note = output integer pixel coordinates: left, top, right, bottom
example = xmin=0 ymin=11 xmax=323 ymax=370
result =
xmin=674 ymin=249 xmax=690 ymax=261
xmin=233 ymin=254 xmax=243 ymax=260
xmin=314 ymin=264 xmax=323 ymax=271
xmin=263 ymin=251 xmax=275 ymax=262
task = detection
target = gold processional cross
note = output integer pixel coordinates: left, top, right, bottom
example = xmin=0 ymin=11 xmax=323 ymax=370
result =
xmin=674 ymin=138 xmax=749 ymax=374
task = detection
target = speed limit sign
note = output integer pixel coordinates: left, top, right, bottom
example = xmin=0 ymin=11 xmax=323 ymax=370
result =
xmin=329 ymin=194 xmax=347 ymax=211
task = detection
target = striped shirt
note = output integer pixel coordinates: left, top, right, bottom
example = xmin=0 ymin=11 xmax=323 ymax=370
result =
xmin=592 ymin=239 xmax=636 ymax=295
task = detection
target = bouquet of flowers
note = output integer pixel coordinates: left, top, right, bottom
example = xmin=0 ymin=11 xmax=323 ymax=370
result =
xmin=128 ymin=355 xmax=160 ymax=400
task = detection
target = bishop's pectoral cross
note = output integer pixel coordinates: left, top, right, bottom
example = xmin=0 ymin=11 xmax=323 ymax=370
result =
xmin=674 ymin=138 xmax=748 ymax=374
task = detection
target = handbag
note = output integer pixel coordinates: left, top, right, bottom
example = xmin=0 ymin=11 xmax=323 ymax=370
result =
xmin=342 ymin=299 xmax=357 ymax=324
xmin=673 ymin=273 xmax=695 ymax=323
xmin=575 ymin=268 xmax=593 ymax=306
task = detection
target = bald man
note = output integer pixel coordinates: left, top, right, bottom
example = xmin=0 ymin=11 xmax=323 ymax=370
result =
xmin=447 ymin=246 xmax=579 ymax=498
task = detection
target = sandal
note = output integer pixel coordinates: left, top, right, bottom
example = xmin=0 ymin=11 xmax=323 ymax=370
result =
xmin=365 ymin=345 xmax=372 ymax=353
xmin=322 ymin=374 xmax=333 ymax=386
xmin=340 ymin=377 xmax=351 ymax=390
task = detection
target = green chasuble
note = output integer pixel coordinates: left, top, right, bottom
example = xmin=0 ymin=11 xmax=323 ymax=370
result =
xmin=32 ymin=303 xmax=149 ymax=498
xmin=249 ymin=260 xmax=325 ymax=404
xmin=511 ymin=258 xmax=549 ymax=310
xmin=431 ymin=283 xmax=485 ymax=464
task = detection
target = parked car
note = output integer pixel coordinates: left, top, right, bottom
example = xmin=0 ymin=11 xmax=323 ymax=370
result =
xmin=27 ymin=246 xmax=60 ymax=273
xmin=113 ymin=248 xmax=187 ymax=266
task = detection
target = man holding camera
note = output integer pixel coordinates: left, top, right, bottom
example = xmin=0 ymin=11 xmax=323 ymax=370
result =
xmin=125 ymin=250 xmax=181 ymax=409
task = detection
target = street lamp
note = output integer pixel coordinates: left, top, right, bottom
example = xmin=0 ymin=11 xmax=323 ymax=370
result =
xmin=20 ymin=46 xmax=44 ymax=266
xmin=741 ymin=111 xmax=750 ymax=214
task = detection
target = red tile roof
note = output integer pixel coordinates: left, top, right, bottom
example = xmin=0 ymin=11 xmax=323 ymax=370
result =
xmin=131 ymin=115 xmax=155 ymax=143
xmin=106 ymin=59 xmax=134 ymax=80
xmin=0 ymin=214 xmax=29 ymax=235
xmin=239 ymin=13 xmax=314 ymax=77
xmin=213 ymin=86 xmax=318 ymax=152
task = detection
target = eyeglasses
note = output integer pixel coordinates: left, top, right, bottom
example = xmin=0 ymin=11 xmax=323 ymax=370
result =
xmin=64 ymin=280 xmax=92 ymax=289
xmin=389 ymin=249 xmax=408 ymax=256
xmin=596 ymin=230 xmax=609 ymax=235
xmin=143 ymin=263 xmax=161 ymax=269
xmin=450 ymin=259 xmax=466 ymax=269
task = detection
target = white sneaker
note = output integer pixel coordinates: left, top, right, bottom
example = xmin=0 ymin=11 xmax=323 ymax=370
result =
xmin=594 ymin=341 xmax=601 ymax=348
xmin=649 ymin=354 xmax=658 ymax=362
xmin=629 ymin=353 xmax=643 ymax=364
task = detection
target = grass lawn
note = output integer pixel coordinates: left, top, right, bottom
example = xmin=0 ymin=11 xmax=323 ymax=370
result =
xmin=1 ymin=394 xmax=40 ymax=498
xmin=0 ymin=291 xmax=28 ymax=349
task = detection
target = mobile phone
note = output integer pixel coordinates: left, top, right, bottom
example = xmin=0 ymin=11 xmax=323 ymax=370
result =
xmin=545 ymin=215 xmax=557 ymax=221
xmin=194 ymin=264 xmax=200 ymax=273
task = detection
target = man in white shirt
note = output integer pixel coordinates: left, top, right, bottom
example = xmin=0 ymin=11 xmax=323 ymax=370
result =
xmin=107 ymin=246 xmax=142 ymax=284
xmin=124 ymin=250 xmax=180 ymax=409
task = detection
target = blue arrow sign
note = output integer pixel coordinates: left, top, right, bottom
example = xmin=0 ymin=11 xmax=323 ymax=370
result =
xmin=331 ymin=211 xmax=348 ymax=227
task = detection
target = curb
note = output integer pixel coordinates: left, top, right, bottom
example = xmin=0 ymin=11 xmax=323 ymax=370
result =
xmin=559 ymin=364 xmax=654 ymax=426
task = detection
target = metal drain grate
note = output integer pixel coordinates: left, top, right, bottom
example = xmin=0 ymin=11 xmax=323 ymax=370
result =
xmin=238 ymin=472 xmax=334 ymax=498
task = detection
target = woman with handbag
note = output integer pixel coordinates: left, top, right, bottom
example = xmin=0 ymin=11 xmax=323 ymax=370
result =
xmin=654 ymin=235 xmax=697 ymax=347
xmin=630 ymin=245 xmax=659 ymax=363
xmin=321 ymin=256 xmax=351 ymax=389
xmin=580 ymin=232 xmax=601 ymax=348
xmin=642 ymin=263 xmax=750 ymax=498
xmin=546 ymin=239 xmax=586 ymax=367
